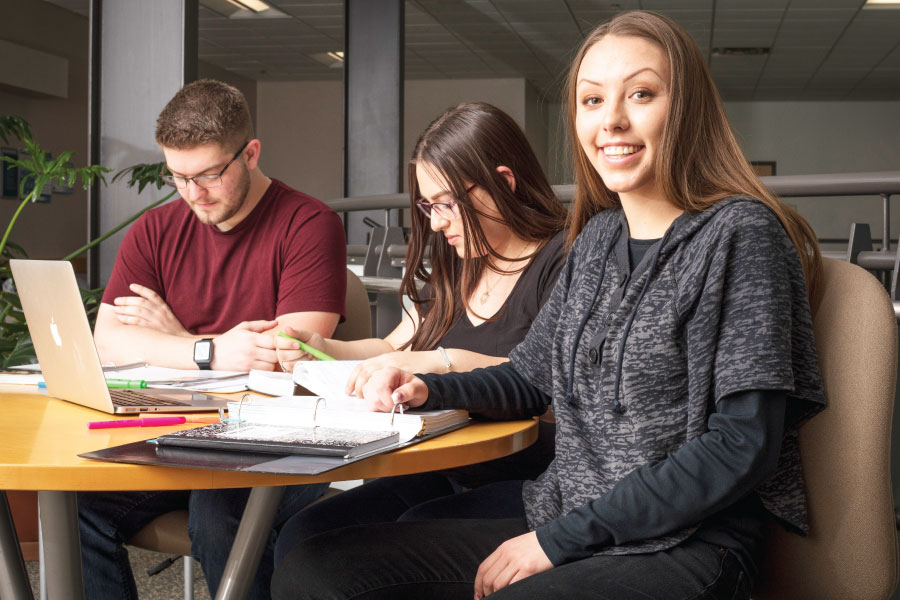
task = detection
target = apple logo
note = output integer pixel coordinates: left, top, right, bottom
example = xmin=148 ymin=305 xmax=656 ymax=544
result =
xmin=50 ymin=317 xmax=62 ymax=347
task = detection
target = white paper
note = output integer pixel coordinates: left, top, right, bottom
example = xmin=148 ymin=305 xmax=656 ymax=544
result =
xmin=291 ymin=360 xmax=362 ymax=400
xmin=0 ymin=372 xmax=43 ymax=385
xmin=104 ymin=365 xmax=249 ymax=392
xmin=225 ymin=395 xmax=467 ymax=443
xmin=226 ymin=396 xmax=423 ymax=442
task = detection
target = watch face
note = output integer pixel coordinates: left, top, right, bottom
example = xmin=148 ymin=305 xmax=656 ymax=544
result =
xmin=195 ymin=341 xmax=212 ymax=361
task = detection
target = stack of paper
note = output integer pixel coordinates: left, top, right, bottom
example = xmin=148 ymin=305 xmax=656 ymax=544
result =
xmin=0 ymin=370 xmax=43 ymax=385
xmin=1 ymin=363 xmax=248 ymax=392
xmin=104 ymin=365 xmax=249 ymax=392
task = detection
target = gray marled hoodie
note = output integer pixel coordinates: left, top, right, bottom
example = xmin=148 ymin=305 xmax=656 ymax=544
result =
xmin=509 ymin=196 xmax=825 ymax=556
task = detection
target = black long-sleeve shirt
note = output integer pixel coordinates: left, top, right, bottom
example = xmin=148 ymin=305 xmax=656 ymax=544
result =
xmin=420 ymin=363 xmax=784 ymax=583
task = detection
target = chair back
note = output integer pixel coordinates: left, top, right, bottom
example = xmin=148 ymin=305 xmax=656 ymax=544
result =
xmin=333 ymin=269 xmax=372 ymax=342
xmin=754 ymin=258 xmax=899 ymax=599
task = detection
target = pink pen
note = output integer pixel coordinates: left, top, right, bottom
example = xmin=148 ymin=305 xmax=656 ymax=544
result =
xmin=87 ymin=416 xmax=218 ymax=430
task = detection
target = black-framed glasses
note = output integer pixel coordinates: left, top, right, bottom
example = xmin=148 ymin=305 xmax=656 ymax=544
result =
xmin=161 ymin=141 xmax=249 ymax=189
xmin=415 ymin=184 xmax=476 ymax=220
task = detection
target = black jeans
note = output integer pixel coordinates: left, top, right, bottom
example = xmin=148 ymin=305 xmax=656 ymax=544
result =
xmin=78 ymin=483 xmax=327 ymax=600
xmin=270 ymin=517 xmax=750 ymax=600
xmin=274 ymin=475 xmax=526 ymax=565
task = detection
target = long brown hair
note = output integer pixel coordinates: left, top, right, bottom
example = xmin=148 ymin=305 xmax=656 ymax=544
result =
xmin=564 ymin=11 xmax=822 ymax=311
xmin=402 ymin=102 xmax=568 ymax=351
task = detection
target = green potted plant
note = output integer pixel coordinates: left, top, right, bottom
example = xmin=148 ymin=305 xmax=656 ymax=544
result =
xmin=0 ymin=115 xmax=177 ymax=367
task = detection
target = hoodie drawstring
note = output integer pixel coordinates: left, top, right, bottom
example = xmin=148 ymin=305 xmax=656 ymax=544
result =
xmin=564 ymin=221 xmax=621 ymax=407
xmin=609 ymin=226 xmax=674 ymax=414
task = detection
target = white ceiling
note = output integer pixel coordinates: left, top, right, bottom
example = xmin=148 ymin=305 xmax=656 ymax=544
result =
xmin=44 ymin=0 xmax=900 ymax=100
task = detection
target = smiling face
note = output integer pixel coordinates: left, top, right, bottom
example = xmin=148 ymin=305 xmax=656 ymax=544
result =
xmin=574 ymin=34 xmax=671 ymax=205
xmin=163 ymin=142 xmax=253 ymax=230
xmin=415 ymin=162 xmax=512 ymax=260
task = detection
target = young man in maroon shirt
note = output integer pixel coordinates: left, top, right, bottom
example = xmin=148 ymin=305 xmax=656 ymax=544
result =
xmin=94 ymin=81 xmax=345 ymax=372
xmin=80 ymin=79 xmax=346 ymax=600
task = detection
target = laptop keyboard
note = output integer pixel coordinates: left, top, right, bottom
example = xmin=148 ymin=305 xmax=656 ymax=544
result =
xmin=109 ymin=389 xmax=189 ymax=407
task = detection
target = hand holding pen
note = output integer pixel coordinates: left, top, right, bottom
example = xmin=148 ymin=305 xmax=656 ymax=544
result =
xmin=276 ymin=328 xmax=335 ymax=374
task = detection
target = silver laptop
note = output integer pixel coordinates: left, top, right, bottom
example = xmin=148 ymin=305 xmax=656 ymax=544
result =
xmin=10 ymin=259 xmax=230 ymax=414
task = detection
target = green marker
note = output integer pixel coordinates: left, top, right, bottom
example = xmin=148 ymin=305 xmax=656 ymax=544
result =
xmin=277 ymin=332 xmax=336 ymax=361
xmin=106 ymin=379 xmax=148 ymax=389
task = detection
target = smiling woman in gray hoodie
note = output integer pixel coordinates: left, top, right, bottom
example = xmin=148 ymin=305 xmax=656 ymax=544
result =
xmin=271 ymin=11 xmax=825 ymax=600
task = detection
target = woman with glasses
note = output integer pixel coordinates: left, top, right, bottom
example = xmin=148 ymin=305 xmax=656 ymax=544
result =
xmin=271 ymin=101 xmax=568 ymax=563
xmin=276 ymin=102 xmax=567 ymax=386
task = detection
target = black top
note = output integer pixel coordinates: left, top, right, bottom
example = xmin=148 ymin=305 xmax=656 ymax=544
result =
xmin=428 ymin=230 xmax=566 ymax=488
xmin=421 ymin=362 xmax=775 ymax=586
xmin=627 ymin=236 xmax=661 ymax=270
xmin=435 ymin=230 xmax=566 ymax=357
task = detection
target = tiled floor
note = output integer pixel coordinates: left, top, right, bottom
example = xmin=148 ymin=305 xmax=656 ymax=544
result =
xmin=26 ymin=546 xmax=210 ymax=599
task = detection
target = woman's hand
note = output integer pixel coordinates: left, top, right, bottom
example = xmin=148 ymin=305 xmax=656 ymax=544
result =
xmin=357 ymin=367 xmax=429 ymax=412
xmin=473 ymin=532 xmax=552 ymax=598
xmin=345 ymin=351 xmax=444 ymax=397
xmin=274 ymin=325 xmax=327 ymax=373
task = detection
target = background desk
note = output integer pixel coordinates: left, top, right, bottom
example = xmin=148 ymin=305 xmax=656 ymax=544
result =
xmin=0 ymin=388 xmax=537 ymax=600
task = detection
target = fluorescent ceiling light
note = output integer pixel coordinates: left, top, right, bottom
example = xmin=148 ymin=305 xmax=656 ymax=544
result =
xmin=222 ymin=0 xmax=288 ymax=17
xmin=311 ymin=51 xmax=345 ymax=68
xmin=224 ymin=0 xmax=269 ymax=11
xmin=864 ymin=0 xmax=900 ymax=7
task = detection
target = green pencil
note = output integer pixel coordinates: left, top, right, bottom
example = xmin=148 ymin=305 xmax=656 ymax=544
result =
xmin=277 ymin=332 xmax=336 ymax=361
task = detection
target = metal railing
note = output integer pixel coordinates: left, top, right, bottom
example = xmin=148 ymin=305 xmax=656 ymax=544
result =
xmin=327 ymin=171 xmax=900 ymax=320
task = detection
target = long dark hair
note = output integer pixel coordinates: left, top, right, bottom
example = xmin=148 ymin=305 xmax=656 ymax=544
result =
xmin=564 ymin=11 xmax=822 ymax=311
xmin=402 ymin=102 xmax=567 ymax=351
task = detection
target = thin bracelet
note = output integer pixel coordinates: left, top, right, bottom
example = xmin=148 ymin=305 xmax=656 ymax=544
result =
xmin=436 ymin=346 xmax=452 ymax=373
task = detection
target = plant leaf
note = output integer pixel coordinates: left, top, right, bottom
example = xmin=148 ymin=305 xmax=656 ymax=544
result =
xmin=0 ymin=115 xmax=31 ymax=145
xmin=113 ymin=162 xmax=168 ymax=194
xmin=3 ymin=336 xmax=36 ymax=368
xmin=1 ymin=291 xmax=21 ymax=310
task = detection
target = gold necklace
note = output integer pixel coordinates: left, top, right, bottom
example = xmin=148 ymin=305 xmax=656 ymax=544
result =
xmin=478 ymin=242 xmax=532 ymax=305
xmin=479 ymin=271 xmax=503 ymax=305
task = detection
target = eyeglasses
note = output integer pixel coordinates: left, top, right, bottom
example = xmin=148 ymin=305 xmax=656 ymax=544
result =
xmin=414 ymin=184 xmax=476 ymax=220
xmin=161 ymin=141 xmax=249 ymax=189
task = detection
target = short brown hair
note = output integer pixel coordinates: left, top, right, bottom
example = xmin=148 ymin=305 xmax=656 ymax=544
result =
xmin=155 ymin=79 xmax=253 ymax=150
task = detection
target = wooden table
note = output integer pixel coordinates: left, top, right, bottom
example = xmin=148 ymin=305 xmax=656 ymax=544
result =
xmin=0 ymin=387 xmax=537 ymax=600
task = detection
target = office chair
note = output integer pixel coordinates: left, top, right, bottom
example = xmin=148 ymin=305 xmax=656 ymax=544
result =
xmin=125 ymin=268 xmax=372 ymax=599
xmin=126 ymin=509 xmax=196 ymax=599
xmin=333 ymin=268 xmax=373 ymax=341
xmin=753 ymin=258 xmax=899 ymax=600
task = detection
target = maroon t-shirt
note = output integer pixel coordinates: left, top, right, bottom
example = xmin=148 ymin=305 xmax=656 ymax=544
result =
xmin=102 ymin=179 xmax=347 ymax=334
